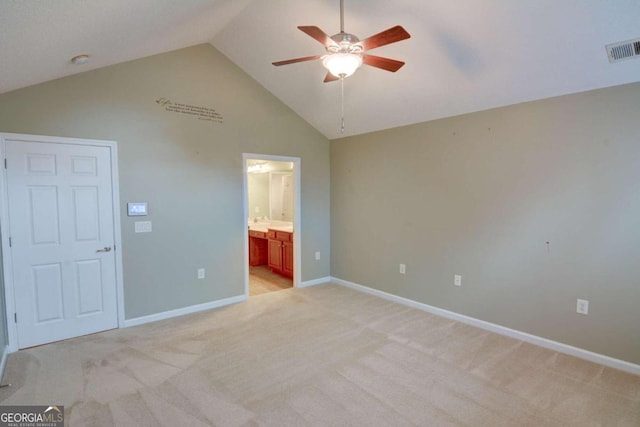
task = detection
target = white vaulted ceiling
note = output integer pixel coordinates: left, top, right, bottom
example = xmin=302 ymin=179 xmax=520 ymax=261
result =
xmin=1 ymin=0 xmax=640 ymax=139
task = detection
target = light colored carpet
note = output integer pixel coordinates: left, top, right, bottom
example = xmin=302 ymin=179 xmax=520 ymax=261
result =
xmin=1 ymin=284 xmax=639 ymax=426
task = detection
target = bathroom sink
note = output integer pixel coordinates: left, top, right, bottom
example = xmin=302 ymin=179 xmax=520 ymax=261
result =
xmin=248 ymin=223 xmax=270 ymax=233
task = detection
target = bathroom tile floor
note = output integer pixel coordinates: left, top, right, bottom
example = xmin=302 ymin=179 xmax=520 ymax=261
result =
xmin=249 ymin=265 xmax=293 ymax=296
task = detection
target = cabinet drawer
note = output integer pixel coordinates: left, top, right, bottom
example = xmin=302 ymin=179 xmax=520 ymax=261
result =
xmin=267 ymin=229 xmax=292 ymax=242
xmin=249 ymin=230 xmax=267 ymax=239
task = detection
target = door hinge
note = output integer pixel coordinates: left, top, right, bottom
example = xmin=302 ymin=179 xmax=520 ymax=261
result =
xmin=14 ymin=313 xmax=17 ymax=323
xmin=3 ymin=158 xmax=6 ymax=169
xmin=8 ymin=237 xmax=11 ymax=247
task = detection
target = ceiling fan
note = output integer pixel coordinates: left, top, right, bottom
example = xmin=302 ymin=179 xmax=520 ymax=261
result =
xmin=272 ymin=0 xmax=410 ymax=82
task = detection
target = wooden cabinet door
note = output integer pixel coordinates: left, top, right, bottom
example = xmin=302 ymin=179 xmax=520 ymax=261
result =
xmin=283 ymin=241 xmax=294 ymax=278
xmin=268 ymin=239 xmax=283 ymax=272
xmin=249 ymin=236 xmax=268 ymax=266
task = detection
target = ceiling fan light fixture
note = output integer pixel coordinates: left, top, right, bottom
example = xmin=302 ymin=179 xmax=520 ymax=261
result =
xmin=322 ymin=52 xmax=363 ymax=78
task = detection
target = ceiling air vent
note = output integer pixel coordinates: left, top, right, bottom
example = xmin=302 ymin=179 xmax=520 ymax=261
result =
xmin=606 ymin=38 xmax=640 ymax=63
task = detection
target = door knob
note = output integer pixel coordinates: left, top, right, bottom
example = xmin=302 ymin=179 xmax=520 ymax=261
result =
xmin=97 ymin=246 xmax=112 ymax=253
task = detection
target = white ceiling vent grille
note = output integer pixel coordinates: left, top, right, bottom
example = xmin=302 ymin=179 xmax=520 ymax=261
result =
xmin=606 ymin=38 xmax=640 ymax=63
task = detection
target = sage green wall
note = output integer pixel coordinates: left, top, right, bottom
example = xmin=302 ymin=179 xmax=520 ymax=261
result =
xmin=0 ymin=44 xmax=330 ymax=319
xmin=331 ymin=82 xmax=640 ymax=364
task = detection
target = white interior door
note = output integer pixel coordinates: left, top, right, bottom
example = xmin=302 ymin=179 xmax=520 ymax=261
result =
xmin=5 ymin=139 xmax=118 ymax=348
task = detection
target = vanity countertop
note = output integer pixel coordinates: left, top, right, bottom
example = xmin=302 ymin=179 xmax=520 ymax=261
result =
xmin=268 ymin=225 xmax=293 ymax=233
xmin=248 ymin=221 xmax=293 ymax=234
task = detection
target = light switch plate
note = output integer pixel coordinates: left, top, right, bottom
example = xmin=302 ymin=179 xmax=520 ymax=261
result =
xmin=454 ymin=275 xmax=462 ymax=286
xmin=134 ymin=221 xmax=152 ymax=233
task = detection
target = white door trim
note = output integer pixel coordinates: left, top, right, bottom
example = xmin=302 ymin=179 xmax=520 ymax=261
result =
xmin=242 ymin=153 xmax=301 ymax=296
xmin=0 ymin=133 xmax=125 ymax=352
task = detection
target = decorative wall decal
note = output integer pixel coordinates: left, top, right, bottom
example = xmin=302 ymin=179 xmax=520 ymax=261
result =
xmin=155 ymin=98 xmax=224 ymax=123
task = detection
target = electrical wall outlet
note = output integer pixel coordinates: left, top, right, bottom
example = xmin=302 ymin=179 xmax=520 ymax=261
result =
xmin=197 ymin=268 xmax=205 ymax=279
xmin=399 ymin=264 xmax=406 ymax=274
xmin=315 ymin=251 xmax=321 ymax=260
xmin=454 ymin=274 xmax=462 ymax=287
xmin=576 ymin=299 xmax=589 ymax=315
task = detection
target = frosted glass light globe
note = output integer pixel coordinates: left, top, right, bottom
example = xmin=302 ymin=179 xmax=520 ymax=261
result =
xmin=322 ymin=53 xmax=363 ymax=78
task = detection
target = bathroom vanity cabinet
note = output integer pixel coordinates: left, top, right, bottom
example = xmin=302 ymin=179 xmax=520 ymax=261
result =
xmin=248 ymin=230 xmax=268 ymax=266
xmin=267 ymin=229 xmax=293 ymax=278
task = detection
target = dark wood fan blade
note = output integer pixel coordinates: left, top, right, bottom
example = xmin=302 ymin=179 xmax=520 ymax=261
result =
xmin=362 ymin=54 xmax=405 ymax=72
xmin=272 ymin=55 xmax=322 ymax=66
xmin=359 ymin=25 xmax=410 ymax=51
xmin=323 ymin=72 xmax=340 ymax=83
xmin=298 ymin=26 xmax=339 ymax=48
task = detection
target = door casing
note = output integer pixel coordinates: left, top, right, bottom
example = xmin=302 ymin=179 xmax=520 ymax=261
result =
xmin=242 ymin=153 xmax=301 ymax=296
xmin=0 ymin=133 xmax=125 ymax=352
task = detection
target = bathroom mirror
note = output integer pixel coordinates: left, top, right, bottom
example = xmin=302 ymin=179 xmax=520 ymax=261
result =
xmin=247 ymin=160 xmax=293 ymax=222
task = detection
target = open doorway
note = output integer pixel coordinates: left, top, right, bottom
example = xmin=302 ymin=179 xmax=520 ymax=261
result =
xmin=242 ymin=154 xmax=301 ymax=297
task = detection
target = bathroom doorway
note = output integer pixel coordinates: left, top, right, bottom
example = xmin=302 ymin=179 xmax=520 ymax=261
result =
xmin=243 ymin=154 xmax=301 ymax=297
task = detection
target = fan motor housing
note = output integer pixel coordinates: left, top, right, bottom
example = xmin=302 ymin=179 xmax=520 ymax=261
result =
xmin=327 ymin=32 xmax=363 ymax=54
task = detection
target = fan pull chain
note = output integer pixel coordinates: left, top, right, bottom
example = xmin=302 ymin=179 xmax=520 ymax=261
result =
xmin=340 ymin=76 xmax=345 ymax=134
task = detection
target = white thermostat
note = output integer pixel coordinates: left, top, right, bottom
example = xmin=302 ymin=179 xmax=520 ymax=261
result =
xmin=127 ymin=202 xmax=148 ymax=216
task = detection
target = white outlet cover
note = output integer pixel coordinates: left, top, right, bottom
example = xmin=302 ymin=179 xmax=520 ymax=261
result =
xmin=399 ymin=264 xmax=406 ymax=274
xmin=576 ymin=299 xmax=589 ymax=315
xmin=315 ymin=251 xmax=321 ymax=260
xmin=454 ymin=275 xmax=462 ymax=286
xmin=197 ymin=268 xmax=205 ymax=279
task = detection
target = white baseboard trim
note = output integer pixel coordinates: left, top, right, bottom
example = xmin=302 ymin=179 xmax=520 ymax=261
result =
xmin=299 ymin=276 xmax=332 ymax=288
xmin=0 ymin=344 xmax=9 ymax=381
xmin=123 ymin=295 xmax=247 ymax=328
xmin=331 ymin=277 xmax=640 ymax=376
